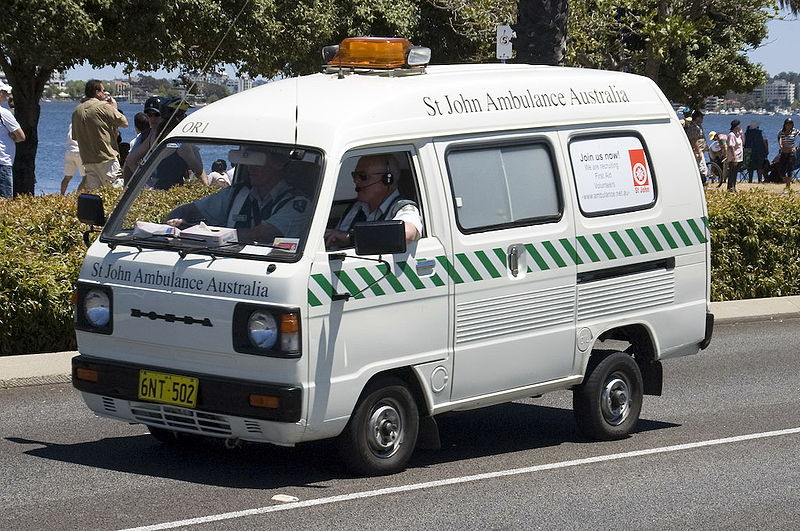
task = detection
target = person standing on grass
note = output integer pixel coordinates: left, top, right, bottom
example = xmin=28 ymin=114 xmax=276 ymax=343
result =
xmin=0 ymin=81 xmax=25 ymax=198
xmin=726 ymin=120 xmax=744 ymax=192
xmin=777 ymin=118 xmax=799 ymax=192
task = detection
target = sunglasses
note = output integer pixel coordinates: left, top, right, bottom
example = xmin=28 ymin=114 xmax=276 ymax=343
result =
xmin=351 ymin=171 xmax=386 ymax=181
xmin=145 ymin=111 xmax=160 ymax=117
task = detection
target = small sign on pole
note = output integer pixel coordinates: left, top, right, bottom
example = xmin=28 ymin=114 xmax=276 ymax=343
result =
xmin=496 ymin=25 xmax=515 ymax=62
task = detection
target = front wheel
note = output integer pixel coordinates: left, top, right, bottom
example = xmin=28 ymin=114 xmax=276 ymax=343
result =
xmin=337 ymin=378 xmax=419 ymax=476
xmin=573 ymin=352 xmax=643 ymax=440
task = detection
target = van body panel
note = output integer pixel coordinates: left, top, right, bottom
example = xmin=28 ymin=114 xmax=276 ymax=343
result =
xmin=73 ymin=63 xmax=712 ymax=461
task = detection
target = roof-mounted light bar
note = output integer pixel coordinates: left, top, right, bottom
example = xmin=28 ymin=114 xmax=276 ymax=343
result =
xmin=322 ymin=37 xmax=431 ymax=73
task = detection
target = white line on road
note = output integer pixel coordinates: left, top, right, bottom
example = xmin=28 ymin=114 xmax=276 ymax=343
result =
xmin=120 ymin=426 xmax=800 ymax=531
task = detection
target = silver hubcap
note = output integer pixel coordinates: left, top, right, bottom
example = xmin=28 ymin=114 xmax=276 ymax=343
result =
xmin=367 ymin=399 xmax=403 ymax=458
xmin=601 ymin=373 xmax=631 ymax=426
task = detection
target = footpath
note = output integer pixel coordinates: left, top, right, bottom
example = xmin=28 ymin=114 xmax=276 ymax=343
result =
xmin=2 ymin=296 xmax=800 ymax=390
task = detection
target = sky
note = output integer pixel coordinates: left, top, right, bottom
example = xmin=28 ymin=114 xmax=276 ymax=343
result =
xmin=65 ymin=13 xmax=800 ymax=82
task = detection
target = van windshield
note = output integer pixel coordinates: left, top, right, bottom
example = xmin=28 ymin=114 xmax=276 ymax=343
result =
xmin=103 ymin=140 xmax=323 ymax=260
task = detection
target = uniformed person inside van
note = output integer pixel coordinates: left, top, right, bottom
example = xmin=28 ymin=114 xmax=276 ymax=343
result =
xmin=165 ymin=148 xmax=310 ymax=244
xmin=325 ymin=154 xmax=422 ymax=249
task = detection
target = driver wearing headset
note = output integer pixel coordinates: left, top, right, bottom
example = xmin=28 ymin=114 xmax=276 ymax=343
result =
xmin=324 ymin=154 xmax=422 ymax=249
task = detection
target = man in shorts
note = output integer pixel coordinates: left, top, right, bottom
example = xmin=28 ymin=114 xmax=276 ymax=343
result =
xmin=60 ymin=124 xmax=85 ymax=194
xmin=71 ymin=80 xmax=128 ymax=190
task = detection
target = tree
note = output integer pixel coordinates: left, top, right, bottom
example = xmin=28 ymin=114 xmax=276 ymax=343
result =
xmin=513 ymin=0 xmax=569 ymax=65
xmin=2 ymin=0 xmax=468 ymax=196
xmin=567 ymin=0 xmax=774 ymax=106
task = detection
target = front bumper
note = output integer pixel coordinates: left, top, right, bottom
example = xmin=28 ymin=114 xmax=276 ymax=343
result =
xmin=72 ymin=355 xmax=302 ymax=423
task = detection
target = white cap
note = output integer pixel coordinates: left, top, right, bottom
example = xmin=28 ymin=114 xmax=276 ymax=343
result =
xmin=0 ymin=81 xmax=11 ymax=93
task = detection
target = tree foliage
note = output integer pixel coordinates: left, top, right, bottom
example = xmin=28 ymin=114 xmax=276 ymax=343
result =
xmin=0 ymin=0 xmax=482 ymax=196
xmin=567 ymin=0 xmax=775 ymax=106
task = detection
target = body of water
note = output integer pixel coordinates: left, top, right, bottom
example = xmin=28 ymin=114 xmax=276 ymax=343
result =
xmin=13 ymin=102 xmax=800 ymax=195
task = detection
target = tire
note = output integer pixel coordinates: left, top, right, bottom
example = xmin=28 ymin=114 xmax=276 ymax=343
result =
xmin=336 ymin=378 xmax=419 ymax=476
xmin=573 ymin=352 xmax=643 ymax=440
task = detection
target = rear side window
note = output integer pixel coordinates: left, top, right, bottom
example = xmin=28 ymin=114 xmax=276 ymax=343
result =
xmin=447 ymin=143 xmax=561 ymax=232
xmin=569 ymin=135 xmax=656 ymax=216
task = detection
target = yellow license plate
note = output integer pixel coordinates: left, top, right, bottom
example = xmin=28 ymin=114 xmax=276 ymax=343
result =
xmin=138 ymin=370 xmax=199 ymax=408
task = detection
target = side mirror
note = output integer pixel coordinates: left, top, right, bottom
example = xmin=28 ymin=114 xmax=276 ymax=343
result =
xmin=77 ymin=193 xmax=105 ymax=247
xmin=77 ymin=193 xmax=106 ymax=226
xmin=353 ymin=220 xmax=406 ymax=255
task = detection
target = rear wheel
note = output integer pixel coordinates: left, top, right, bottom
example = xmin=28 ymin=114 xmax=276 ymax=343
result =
xmin=573 ymin=352 xmax=643 ymax=440
xmin=337 ymin=378 xmax=419 ymax=476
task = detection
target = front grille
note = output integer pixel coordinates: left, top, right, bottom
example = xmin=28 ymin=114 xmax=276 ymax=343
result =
xmin=128 ymin=401 xmax=233 ymax=436
xmin=102 ymin=396 xmax=117 ymax=413
xmin=244 ymin=420 xmax=263 ymax=434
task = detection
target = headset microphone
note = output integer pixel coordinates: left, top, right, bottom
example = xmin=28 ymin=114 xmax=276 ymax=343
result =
xmin=355 ymin=180 xmax=383 ymax=192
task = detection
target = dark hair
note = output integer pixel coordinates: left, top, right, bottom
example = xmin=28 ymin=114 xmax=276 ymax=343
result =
xmin=730 ymin=119 xmax=740 ymax=131
xmin=784 ymin=118 xmax=795 ymax=130
xmin=211 ymin=159 xmax=227 ymax=173
xmin=84 ymin=80 xmax=103 ymax=99
xmin=133 ymin=112 xmax=150 ymax=134
xmin=691 ymin=110 xmax=704 ymax=121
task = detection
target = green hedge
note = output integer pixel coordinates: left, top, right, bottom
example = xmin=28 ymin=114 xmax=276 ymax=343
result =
xmin=706 ymin=188 xmax=800 ymax=301
xmin=1 ymin=186 xmax=799 ymax=355
xmin=0 ymin=184 xmax=209 ymax=355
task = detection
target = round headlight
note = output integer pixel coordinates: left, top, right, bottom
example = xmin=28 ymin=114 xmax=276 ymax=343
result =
xmin=84 ymin=289 xmax=110 ymax=327
xmin=248 ymin=311 xmax=278 ymax=350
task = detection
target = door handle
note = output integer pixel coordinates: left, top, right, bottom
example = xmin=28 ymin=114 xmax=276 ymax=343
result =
xmin=508 ymin=246 xmax=519 ymax=277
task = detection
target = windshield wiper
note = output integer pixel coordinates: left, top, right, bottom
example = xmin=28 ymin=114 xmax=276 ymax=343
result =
xmin=176 ymin=240 xmax=244 ymax=258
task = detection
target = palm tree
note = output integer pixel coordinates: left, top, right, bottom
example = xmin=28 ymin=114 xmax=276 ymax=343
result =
xmin=513 ymin=0 xmax=569 ymax=65
xmin=778 ymin=0 xmax=800 ymax=12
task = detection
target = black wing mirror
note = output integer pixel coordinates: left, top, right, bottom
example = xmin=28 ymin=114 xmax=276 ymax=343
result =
xmin=77 ymin=193 xmax=105 ymax=246
xmin=352 ymin=220 xmax=406 ymax=256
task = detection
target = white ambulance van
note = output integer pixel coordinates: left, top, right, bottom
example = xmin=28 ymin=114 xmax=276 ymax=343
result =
xmin=73 ymin=37 xmax=713 ymax=475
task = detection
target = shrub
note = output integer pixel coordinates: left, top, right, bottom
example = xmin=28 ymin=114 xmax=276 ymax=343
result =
xmin=2 ymin=184 xmax=799 ymax=354
xmin=0 ymin=183 xmax=209 ymax=355
xmin=706 ymin=188 xmax=800 ymax=301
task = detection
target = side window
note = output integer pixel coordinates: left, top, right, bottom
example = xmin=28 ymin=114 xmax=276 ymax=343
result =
xmin=325 ymin=150 xmax=423 ymax=250
xmin=446 ymin=143 xmax=561 ymax=232
xmin=568 ymin=135 xmax=656 ymax=216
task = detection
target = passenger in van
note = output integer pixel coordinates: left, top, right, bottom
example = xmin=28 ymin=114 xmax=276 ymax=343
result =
xmin=164 ymin=149 xmax=311 ymax=244
xmin=324 ymin=154 xmax=422 ymax=249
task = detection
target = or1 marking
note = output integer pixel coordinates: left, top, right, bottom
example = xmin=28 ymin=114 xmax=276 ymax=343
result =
xmin=119 ymin=426 xmax=800 ymax=531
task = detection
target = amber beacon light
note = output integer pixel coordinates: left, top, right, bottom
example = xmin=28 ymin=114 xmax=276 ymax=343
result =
xmin=324 ymin=37 xmax=431 ymax=70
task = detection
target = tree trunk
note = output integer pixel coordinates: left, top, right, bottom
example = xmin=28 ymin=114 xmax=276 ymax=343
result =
xmin=1 ymin=59 xmax=51 ymax=196
xmin=513 ymin=0 xmax=569 ymax=65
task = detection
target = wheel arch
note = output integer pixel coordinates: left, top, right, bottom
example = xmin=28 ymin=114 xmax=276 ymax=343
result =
xmin=586 ymin=322 xmax=663 ymax=396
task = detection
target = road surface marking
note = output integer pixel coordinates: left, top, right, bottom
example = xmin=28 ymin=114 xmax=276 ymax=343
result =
xmin=120 ymin=426 xmax=800 ymax=531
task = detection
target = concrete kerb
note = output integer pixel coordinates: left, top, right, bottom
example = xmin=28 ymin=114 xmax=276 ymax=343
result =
xmin=2 ymin=297 xmax=800 ymax=389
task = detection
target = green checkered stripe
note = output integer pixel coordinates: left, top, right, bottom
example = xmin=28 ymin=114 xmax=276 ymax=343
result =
xmin=308 ymin=217 xmax=708 ymax=307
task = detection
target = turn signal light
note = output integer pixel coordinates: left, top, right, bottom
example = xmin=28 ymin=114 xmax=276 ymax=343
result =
xmin=75 ymin=368 xmax=98 ymax=382
xmin=328 ymin=37 xmax=411 ymax=69
xmin=249 ymin=394 xmax=280 ymax=409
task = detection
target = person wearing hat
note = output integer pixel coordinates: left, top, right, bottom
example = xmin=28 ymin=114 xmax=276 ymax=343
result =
xmin=71 ymin=80 xmax=128 ymax=191
xmin=777 ymin=118 xmax=799 ymax=191
xmin=164 ymin=148 xmax=310 ymax=244
xmin=684 ymin=110 xmax=707 ymax=184
xmin=725 ymin=119 xmax=744 ymax=191
xmin=0 ymin=81 xmax=25 ymax=198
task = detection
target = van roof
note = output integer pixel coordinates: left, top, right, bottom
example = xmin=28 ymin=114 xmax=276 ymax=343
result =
xmin=179 ymin=64 xmax=674 ymax=150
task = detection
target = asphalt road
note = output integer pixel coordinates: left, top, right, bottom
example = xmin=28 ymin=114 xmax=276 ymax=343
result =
xmin=1 ymin=319 xmax=799 ymax=530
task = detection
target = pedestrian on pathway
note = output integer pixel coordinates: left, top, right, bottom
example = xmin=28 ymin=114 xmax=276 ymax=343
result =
xmin=0 ymin=81 xmax=25 ymax=198
xmin=60 ymin=124 xmax=85 ymax=194
xmin=71 ymin=80 xmax=128 ymax=190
